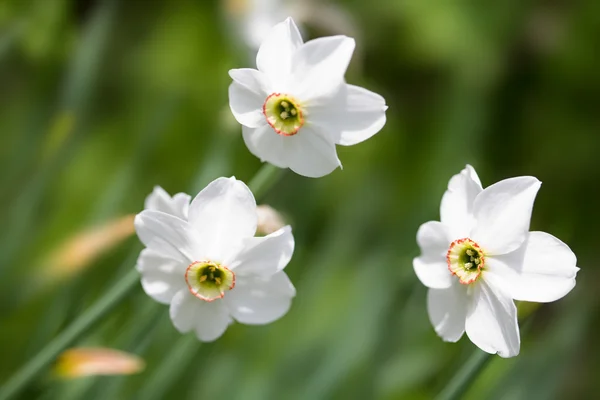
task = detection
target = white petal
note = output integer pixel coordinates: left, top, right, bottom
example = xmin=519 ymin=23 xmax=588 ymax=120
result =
xmin=427 ymin=283 xmax=468 ymax=342
xmin=306 ymin=84 xmax=387 ymax=146
xmin=485 ymin=231 xmax=579 ymax=303
xmin=194 ymin=300 xmax=233 ymax=342
xmin=144 ymin=186 xmax=191 ymax=220
xmin=440 ymin=165 xmax=483 ymax=238
xmin=291 ymin=36 xmax=355 ymax=101
xmin=471 ymin=176 xmax=541 ymax=255
xmin=413 ymin=221 xmax=453 ymax=289
xmin=134 ymin=210 xmax=202 ymax=263
xmin=242 ymin=125 xmax=289 ymax=168
xmin=169 ymin=290 xmax=232 ymax=341
xmin=229 ymin=68 xmax=271 ymax=94
xmin=136 ymin=249 xmax=187 ymax=304
xmin=169 ymin=289 xmax=199 ymax=333
xmin=188 ymin=177 xmax=257 ymax=262
xmin=226 ymin=226 xmax=294 ymax=276
xmin=416 ymin=221 xmax=452 ymax=259
xmin=465 ymin=278 xmax=520 ymax=358
xmin=224 ymin=271 xmax=295 ymax=325
xmin=228 ymin=68 xmax=271 ymax=128
xmin=256 ymin=17 xmax=303 ymax=89
xmin=285 ymin=126 xmax=341 ymax=178
xmin=414 ymin=257 xmax=452 ymax=289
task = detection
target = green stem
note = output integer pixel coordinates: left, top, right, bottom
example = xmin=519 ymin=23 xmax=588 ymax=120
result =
xmin=248 ymin=163 xmax=284 ymax=198
xmin=135 ymin=334 xmax=200 ymax=400
xmin=435 ymin=350 xmax=492 ymax=400
xmin=0 ymin=269 xmax=139 ymax=400
xmin=0 ymin=163 xmax=284 ymax=400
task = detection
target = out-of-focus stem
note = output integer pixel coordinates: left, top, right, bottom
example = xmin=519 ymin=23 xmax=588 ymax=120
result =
xmin=248 ymin=163 xmax=285 ymax=199
xmin=434 ymin=350 xmax=492 ymax=400
xmin=435 ymin=308 xmax=536 ymax=400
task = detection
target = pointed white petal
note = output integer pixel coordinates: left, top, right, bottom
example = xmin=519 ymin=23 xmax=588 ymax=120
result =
xmin=226 ymin=226 xmax=294 ymax=276
xmin=307 ymin=84 xmax=387 ymax=146
xmin=485 ymin=231 xmax=579 ymax=303
xmin=440 ymin=165 xmax=483 ymax=238
xmin=285 ymin=126 xmax=341 ymax=178
xmin=134 ymin=210 xmax=202 ymax=263
xmin=188 ymin=177 xmax=258 ymax=262
xmin=136 ymin=249 xmax=187 ymax=304
xmin=427 ymin=283 xmax=468 ymax=342
xmin=242 ymin=125 xmax=289 ymax=168
xmin=471 ymin=176 xmax=541 ymax=255
xmin=144 ymin=186 xmax=191 ymax=220
xmin=228 ymin=68 xmax=270 ymax=128
xmin=292 ymin=36 xmax=355 ymax=101
xmin=465 ymin=278 xmax=520 ymax=358
xmin=169 ymin=290 xmax=232 ymax=341
xmin=413 ymin=221 xmax=453 ymax=289
xmin=224 ymin=272 xmax=295 ymax=325
xmin=256 ymin=17 xmax=303 ymax=89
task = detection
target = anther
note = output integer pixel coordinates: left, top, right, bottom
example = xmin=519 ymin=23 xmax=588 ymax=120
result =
xmin=280 ymin=101 xmax=289 ymax=108
xmin=199 ymin=275 xmax=207 ymax=282
xmin=464 ymin=262 xmax=473 ymax=269
xmin=280 ymin=111 xmax=289 ymax=119
xmin=215 ymin=277 xmax=222 ymax=285
xmin=466 ymin=250 xmax=474 ymax=256
xmin=290 ymin=109 xmax=297 ymax=116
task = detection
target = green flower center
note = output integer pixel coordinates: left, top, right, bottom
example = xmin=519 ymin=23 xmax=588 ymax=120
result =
xmin=185 ymin=261 xmax=235 ymax=301
xmin=447 ymin=238 xmax=486 ymax=284
xmin=459 ymin=247 xmax=483 ymax=270
xmin=263 ymin=93 xmax=304 ymax=136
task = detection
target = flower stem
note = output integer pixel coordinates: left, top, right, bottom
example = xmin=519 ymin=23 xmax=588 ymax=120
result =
xmin=0 ymin=268 xmax=139 ymax=400
xmin=434 ymin=350 xmax=492 ymax=400
xmin=248 ymin=163 xmax=284 ymax=198
xmin=0 ymin=163 xmax=285 ymax=400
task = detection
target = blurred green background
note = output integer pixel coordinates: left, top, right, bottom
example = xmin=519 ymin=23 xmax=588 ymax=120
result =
xmin=1 ymin=0 xmax=599 ymax=399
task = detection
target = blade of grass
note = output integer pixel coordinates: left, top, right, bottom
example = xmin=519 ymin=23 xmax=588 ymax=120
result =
xmin=0 ymin=0 xmax=119 ymax=280
xmin=0 ymin=268 xmax=138 ymax=400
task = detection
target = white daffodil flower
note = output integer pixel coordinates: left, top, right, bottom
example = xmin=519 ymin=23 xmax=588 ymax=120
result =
xmin=228 ymin=17 xmax=387 ymax=178
xmin=134 ymin=178 xmax=296 ymax=342
xmin=413 ymin=165 xmax=579 ymax=358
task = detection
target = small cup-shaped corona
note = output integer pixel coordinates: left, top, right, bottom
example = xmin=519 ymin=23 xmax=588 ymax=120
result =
xmin=185 ymin=261 xmax=235 ymax=301
xmin=263 ymin=93 xmax=304 ymax=136
xmin=446 ymin=238 xmax=486 ymax=285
